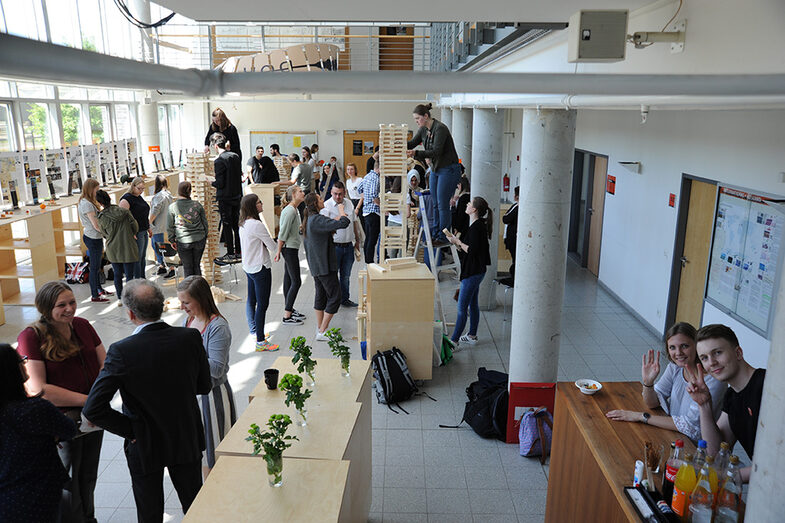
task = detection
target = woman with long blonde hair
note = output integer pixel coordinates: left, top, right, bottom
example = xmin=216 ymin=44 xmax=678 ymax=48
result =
xmin=16 ymin=281 xmax=107 ymax=522
xmin=78 ymin=178 xmax=111 ymax=302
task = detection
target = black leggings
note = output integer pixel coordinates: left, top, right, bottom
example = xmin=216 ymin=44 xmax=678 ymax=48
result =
xmin=282 ymin=247 xmax=301 ymax=313
xmin=363 ymin=213 xmax=380 ymax=264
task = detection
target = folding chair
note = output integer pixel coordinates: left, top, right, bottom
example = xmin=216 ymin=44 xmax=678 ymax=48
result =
xmin=155 ymin=241 xmax=182 ymax=286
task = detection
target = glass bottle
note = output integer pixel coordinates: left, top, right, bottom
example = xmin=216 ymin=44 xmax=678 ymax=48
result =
xmin=715 ymin=455 xmax=743 ymax=523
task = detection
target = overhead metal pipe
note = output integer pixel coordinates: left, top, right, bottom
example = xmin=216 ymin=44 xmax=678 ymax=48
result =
xmin=3 ymin=33 xmax=785 ymax=98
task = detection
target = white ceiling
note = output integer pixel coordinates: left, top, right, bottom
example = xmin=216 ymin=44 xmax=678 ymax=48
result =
xmin=154 ymin=0 xmax=656 ymax=23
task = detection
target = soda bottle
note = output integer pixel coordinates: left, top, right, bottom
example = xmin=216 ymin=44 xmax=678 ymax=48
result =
xmin=661 ymin=439 xmax=684 ymax=503
xmin=715 ymin=455 xmax=743 ymax=523
xmin=689 ymin=459 xmax=714 ymax=523
xmin=694 ymin=439 xmax=708 ymax=470
xmin=715 ymin=441 xmax=731 ymax=476
xmin=671 ymin=452 xmax=697 ymax=521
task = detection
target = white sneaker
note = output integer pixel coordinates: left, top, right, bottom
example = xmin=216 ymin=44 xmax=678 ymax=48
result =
xmin=459 ymin=334 xmax=478 ymax=345
xmin=315 ymin=331 xmax=329 ymax=342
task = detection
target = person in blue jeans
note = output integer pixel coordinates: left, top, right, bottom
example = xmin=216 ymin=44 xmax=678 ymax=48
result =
xmin=407 ymin=102 xmax=462 ymax=245
xmin=320 ymin=181 xmax=362 ymax=307
xmin=78 ymin=179 xmax=112 ymax=303
xmin=148 ymin=174 xmax=173 ymax=278
xmin=119 ymin=177 xmax=151 ymax=279
xmin=448 ymin=196 xmax=492 ymax=347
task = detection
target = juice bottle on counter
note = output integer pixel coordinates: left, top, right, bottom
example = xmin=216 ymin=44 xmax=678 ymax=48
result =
xmin=670 ymin=452 xmax=697 ymax=520
xmin=715 ymin=455 xmax=743 ymax=523
xmin=661 ymin=439 xmax=684 ymax=503
xmin=704 ymin=455 xmax=719 ymax=499
xmin=689 ymin=459 xmax=715 ymax=523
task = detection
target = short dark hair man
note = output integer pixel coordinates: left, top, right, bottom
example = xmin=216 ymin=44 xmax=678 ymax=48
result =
xmin=246 ymin=145 xmax=278 ymax=184
xmin=83 ymin=279 xmax=211 ymax=521
xmin=269 ymin=144 xmax=281 ymax=157
xmin=211 ymin=132 xmax=243 ymax=261
xmin=686 ymin=323 xmax=765 ymax=483
xmin=321 ymin=181 xmax=362 ymax=307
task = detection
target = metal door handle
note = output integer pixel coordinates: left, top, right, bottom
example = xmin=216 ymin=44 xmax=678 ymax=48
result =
xmin=588 ymin=208 xmax=594 ymax=215
xmin=680 ymin=256 xmax=688 ymax=267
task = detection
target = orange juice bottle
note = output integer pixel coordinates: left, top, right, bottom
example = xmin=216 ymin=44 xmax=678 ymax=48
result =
xmin=670 ymin=452 xmax=697 ymax=521
xmin=705 ymin=455 xmax=719 ymax=500
xmin=689 ymin=459 xmax=715 ymax=523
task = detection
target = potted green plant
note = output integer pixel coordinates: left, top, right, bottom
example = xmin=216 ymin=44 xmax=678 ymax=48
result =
xmin=289 ymin=336 xmax=317 ymax=387
xmin=279 ymin=373 xmax=312 ymax=426
xmin=326 ymin=327 xmax=351 ymax=377
xmin=246 ymin=414 xmax=298 ymax=487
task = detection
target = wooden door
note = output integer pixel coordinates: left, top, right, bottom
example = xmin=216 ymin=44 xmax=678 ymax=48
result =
xmin=587 ymin=156 xmax=607 ymax=276
xmin=343 ymin=131 xmax=379 ymax=174
xmin=674 ymin=180 xmax=717 ymax=326
xmin=378 ymin=26 xmax=414 ymax=70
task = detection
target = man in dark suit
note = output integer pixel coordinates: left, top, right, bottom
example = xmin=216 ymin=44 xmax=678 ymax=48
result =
xmin=502 ymin=186 xmax=519 ymax=279
xmin=84 ymin=279 xmax=211 ymax=523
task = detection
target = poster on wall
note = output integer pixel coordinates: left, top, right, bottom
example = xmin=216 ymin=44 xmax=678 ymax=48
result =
xmin=114 ymin=141 xmax=130 ymax=180
xmin=0 ymin=152 xmax=23 ymax=209
xmin=125 ymin=139 xmax=140 ymax=177
xmin=65 ymin=146 xmax=84 ymax=195
xmin=99 ymin=142 xmax=117 ymax=184
xmin=21 ymin=150 xmax=46 ymax=204
xmin=44 ymin=149 xmax=65 ymax=199
xmin=82 ymin=144 xmax=100 ymax=185
xmin=705 ymin=186 xmax=785 ymax=336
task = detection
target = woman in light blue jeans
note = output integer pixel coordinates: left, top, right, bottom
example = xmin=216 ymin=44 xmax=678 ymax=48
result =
xmin=448 ymin=197 xmax=492 ymax=347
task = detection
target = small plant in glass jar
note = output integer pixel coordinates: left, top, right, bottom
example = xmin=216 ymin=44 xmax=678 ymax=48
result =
xmin=289 ymin=336 xmax=316 ymax=387
xmin=326 ymin=327 xmax=351 ymax=377
xmin=279 ymin=373 xmax=312 ymax=426
xmin=246 ymin=414 xmax=298 ymax=487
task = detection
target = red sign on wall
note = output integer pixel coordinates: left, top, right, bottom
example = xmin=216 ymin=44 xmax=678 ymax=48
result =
xmin=606 ymin=175 xmax=616 ymax=195
xmin=148 ymin=145 xmax=160 ymax=152
xmin=669 ymin=193 xmax=676 ymax=207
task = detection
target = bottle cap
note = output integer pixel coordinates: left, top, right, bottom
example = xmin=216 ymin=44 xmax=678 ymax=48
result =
xmin=706 ymin=455 xmax=714 ymax=464
xmin=720 ymin=441 xmax=730 ymax=450
xmin=698 ymin=439 xmax=707 ymax=448
xmin=675 ymin=439 xmax=684 ymax=448
xmin=729 ymin=455 xmax=739 ymax=464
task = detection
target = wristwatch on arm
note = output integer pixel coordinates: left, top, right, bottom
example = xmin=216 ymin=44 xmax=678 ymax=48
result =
xmin=641 ymin=412 xmax=650 ymax=424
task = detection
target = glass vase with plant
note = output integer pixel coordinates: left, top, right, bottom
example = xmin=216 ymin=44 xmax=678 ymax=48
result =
xmin=289 ymin=336 xmax=317 ymax=387
xmin=279 ymin=373 xmax=313 ymax=426
xmin=246 ymin=414 xmax=298 ymax=487
xmin=326 ymin=327 xmax=351 ymax=377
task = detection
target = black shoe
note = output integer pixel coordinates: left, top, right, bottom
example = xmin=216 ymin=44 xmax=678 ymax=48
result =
xmin=163 ymin=269 xmax=176 ymax=279
xmin=342 ymin=300 xmax=358 ymax=308
xmin=432 ymin=238 xmax=450 ymax=249
xmin=156 ymin=266 xmax=168 ymax=275
xmin=231 ymin=253 xmax=242 ymax=262
xmin=292 ymin=310 xmax=306 ymax=320
xmin=214 ymin=255 xmax=231 ymax=266
xmin=282 ymin=316 xmax=304 ymax=325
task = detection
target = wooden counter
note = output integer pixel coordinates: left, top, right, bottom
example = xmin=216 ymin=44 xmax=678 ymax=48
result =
xmin=215 ymin=399 xmax=369 ymax=522
xmin=183 ymin=456 xmax=350 ymax=522
xmin=545 ymin=381 xmax=695 ymax=522
xmin=246 ymin=182 xmax=282 ymax=237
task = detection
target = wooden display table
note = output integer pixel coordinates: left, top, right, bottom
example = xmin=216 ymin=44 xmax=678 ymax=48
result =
xmin=247 ymin=182 xmax=282 ymax=237
xmin=362 ymin=261 xmax=435 ymax=379
xmin=184 ymin=456 xmax=350 ymax=522
xmin=215 ymin=399 xmax=369 ymax=522
xmin=545 ymin=381 xmax=696 ymax=522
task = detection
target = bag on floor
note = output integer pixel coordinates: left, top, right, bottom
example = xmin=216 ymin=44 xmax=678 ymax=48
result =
xmin=519 ymin=406 xmax=553 ymax=464
xmin=65 ymin=261 xmax=89 ymax=284
xmin=371 ymin=347 xmax=418 ymax=413
xmin=440 ymin=367 xmax=509 ymax=441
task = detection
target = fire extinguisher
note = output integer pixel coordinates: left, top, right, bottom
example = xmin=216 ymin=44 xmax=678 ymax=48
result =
xmin=503 ymin=173 xmax=510 ymax=193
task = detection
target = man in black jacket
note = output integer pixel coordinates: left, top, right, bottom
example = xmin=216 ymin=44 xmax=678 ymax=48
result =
xmin=502 ymin=186 xmax=519 ymax=278
xmin=211 ymin=132 xmax=243 ymax=261
xmin=84 ymin=279 xmax=211 ymax=523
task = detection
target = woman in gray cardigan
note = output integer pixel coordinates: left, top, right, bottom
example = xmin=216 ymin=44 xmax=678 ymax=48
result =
xmin=302 ymin=192 xmax=350 ymax=341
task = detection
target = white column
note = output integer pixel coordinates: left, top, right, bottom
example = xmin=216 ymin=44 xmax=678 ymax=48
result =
xmin=470 ymin=108 xmax=504 ymax=310
xmin=452 ymin=108 xmax=472 ymax=175
xmin=508 ymin=109 xmax=577 ymax=383
xmin=130 ymin=0 xmax=159 ymax=172
xmin=746 ymin=275 xmax=785 ymax=520
xmin=440 ymin=107 xmax=453 ymax=132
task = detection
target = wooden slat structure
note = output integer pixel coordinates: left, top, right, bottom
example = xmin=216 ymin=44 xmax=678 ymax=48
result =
xmin=377 ymin=124 xmax=408 ymax=261
xmin=185 ymin=153 xmax=222 ymax=284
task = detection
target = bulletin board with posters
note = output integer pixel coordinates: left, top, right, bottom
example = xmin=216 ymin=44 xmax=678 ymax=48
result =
xmin=705 ymin=185 xmax=785 ymax=338
xmin=249 ymin=131 xmax=318 ymax=158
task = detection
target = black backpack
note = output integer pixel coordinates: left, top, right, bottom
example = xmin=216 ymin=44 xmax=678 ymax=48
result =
xmin=441 ymin=367 xmax=509 ymax=441
xmin=371 ymin=347 xmax=418 ymax=413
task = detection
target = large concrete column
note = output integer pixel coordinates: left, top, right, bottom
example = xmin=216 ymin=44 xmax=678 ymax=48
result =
xmin=746 ymin=275 xmax=785 ymax=519
xmin=130 ymin=0 xmax=159 ymax=172
xmin=451 ymin=108 xmax=473 ymax=175
xmin=508 ymin=109 xmax=576 ymax=383
xmin=470 ymin=108 xmax=504 ymax=310
xmin=440 ymin=107 xmax=453 ymax=132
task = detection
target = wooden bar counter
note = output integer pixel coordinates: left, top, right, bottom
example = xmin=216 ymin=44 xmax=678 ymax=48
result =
xmin=183 ymin=456 xmax=350 ymax=522
xmin=545 ymin=381 xmax=695 ymax=522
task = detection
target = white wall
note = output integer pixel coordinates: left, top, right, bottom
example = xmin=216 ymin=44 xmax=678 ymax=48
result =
xmin=181 ymin=96 xmax=429 ymax=163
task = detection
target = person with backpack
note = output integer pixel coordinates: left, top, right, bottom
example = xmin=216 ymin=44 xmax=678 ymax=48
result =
xmin=447 ymin=196 xmax=492 ymax=348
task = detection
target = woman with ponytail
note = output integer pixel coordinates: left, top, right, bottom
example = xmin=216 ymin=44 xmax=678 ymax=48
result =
xmin=447 ymin=196 xmax=492 ymax=347
xmin=301 ymin=192 xmax=350 ymax=341
xmin=16 ymin=281 xmax=106 ymax=522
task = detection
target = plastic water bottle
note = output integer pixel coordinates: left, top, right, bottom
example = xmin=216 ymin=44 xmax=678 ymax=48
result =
xmin=715 ymin=455 xmax=743 ymax=523
xmin=689 ymin=458 xmax=714 ymax=523
xmin=715 ymin=441 xmax=731 ymax=476
xmin=694 ymin=439 xmax=708 ymax=470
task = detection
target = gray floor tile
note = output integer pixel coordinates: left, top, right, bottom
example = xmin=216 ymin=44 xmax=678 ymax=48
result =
xmin=431 ymin=514 xmax=473 ymax=523
xmin=473 ymin=515 xmax=520 ymax=523
xmin=424 ymin=465 xmax=468 ymax=489
xmin=424 ymin=446 xmax=464 ymax=467
xmin=371 ymin=487 xmax=384 ymax=513
xmin=464 ymin=466 xmax=509 ymax=489
xmin=384 ymin=514 xmax=428 ymax=523
xmin=383 ymin=487 xmax=428 ymax=513
xmin=386 ymin=429 xmax=424 ymax=447
xmin=425 ymin=488 xmax=471 ymax=514
xmin=468 ymin=489 xmax=516 ymax=514
xmin=511 ymin=488 xmax=547 ymax=516
xmin=385 ymin=445 xmax=425 ymax=467
xmin=386 ymin=465 xmax=426 ymax=488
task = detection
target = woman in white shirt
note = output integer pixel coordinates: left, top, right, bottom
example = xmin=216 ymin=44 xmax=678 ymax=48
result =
xmin=344 ymin=163 xmax=364 ymax=228
xmin=238 ymin=194 xmax=279 ymax=352
xmin=606 ymin=322 xmax=726 ymax=442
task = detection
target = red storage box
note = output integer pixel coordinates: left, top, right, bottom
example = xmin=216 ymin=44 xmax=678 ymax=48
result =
xmin=506 ymin=382 xmax=556 ymax=444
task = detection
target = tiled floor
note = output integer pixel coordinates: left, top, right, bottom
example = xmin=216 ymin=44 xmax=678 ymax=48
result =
xmin=2 ymin=255 xmax=667 ymax=522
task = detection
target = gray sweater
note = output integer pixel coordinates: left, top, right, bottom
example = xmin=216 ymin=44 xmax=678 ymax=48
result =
xmin=303 ymin=214 xmax=350 ymax=276
xmin=167 ymin=198 xmax=208 ymax=244
xmin=183 ymin=315 xmax=232 ymax=389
